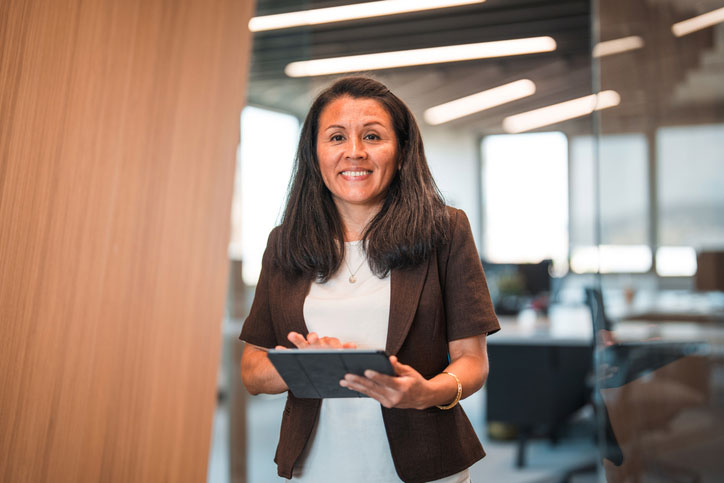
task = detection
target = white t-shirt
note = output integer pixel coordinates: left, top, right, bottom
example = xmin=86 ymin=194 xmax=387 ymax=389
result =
xmin=292 ymin=241 xmax=470 ymax=483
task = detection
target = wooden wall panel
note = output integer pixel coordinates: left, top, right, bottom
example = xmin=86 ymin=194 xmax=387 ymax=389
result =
xmin=0 ymin=0 xmax=254 ymax=481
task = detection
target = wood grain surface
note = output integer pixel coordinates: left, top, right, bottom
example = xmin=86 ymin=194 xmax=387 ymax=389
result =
xmin=0 ymin=0 xmax=254 ymax=481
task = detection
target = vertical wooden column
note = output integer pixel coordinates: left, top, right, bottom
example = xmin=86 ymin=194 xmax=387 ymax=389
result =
xmin=0 ymin=0 xmax=254 ymax=481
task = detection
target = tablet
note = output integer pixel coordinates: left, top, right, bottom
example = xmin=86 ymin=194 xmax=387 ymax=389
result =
xmin=267 ymin=349 xmax=393 ymax=399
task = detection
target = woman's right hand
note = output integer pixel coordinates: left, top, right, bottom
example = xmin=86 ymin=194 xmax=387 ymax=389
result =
xmin=241 ymin=332 xmax=357 ymax=396
xmin=281 ymin=331 xmax=357 ymax=350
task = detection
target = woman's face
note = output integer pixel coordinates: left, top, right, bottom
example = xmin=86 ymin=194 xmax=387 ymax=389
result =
xmin=316 ymin=96 xmax=399 ymax=214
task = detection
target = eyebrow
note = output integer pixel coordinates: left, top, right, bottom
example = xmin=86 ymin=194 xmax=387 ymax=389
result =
xmin=322 ymin=121 xmax=386 ymax=131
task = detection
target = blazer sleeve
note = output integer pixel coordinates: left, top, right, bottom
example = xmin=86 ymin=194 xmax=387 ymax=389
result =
xmin=443 ymin=209 xmax=500 ymax=341
xmin=238 ymin=228 xmax=279 ymax=349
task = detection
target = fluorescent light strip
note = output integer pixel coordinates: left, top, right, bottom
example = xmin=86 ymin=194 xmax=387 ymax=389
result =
xmin=424 ymin=79 xmax=536 ymax=125
xmin=592 ymin=35 xmax=644 ymax=58
xmin=502 ymin=91 xmax=621 ymax=133
xmin=672 ymin=6 xmax=724 ymax=37
xmin=285 ymin=37 xmax=557 ymax=77
xmin=249 ymin=0 xmax=485 ymax=32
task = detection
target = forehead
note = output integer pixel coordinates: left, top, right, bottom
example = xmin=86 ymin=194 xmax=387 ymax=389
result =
xmin=318 ymin=96 xmax=392 ymax=128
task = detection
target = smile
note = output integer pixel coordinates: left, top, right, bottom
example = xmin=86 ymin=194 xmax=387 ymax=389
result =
xmin=341 ymin=170 xmax=372 ymax=177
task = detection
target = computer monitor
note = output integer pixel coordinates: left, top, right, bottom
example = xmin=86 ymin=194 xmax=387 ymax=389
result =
xmin=482 ymin=259 xmax=552 ymax=314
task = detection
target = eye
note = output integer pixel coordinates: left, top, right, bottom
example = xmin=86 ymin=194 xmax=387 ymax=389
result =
xmin=330 ymin=134 xmax=345 ymax=142
xmin=364 ymin=133 xmax=381 ymax=140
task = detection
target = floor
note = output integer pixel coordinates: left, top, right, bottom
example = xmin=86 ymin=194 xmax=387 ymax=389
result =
xmin=208 ymin=388 xmax=602 ymax=483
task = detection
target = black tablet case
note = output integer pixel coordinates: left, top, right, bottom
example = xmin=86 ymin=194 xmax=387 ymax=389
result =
xmin=267 ymin=349 xmax=393 ymax=398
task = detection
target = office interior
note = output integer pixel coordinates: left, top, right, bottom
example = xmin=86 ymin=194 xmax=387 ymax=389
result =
xmin=2 ymin=0 xmax=723 ymax=482
xmin=215 ymin=1 xmax=724 ymax=482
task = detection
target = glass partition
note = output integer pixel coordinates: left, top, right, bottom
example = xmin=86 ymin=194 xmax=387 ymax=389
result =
xmin=592 ymin=0 xmax=724 ymax=481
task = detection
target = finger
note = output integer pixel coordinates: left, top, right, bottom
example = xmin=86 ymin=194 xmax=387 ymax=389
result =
xmin=341 ymin=375 xmax=392 ymax=403
xmin=306 ymin=332 xmax=319 ymax=345
xmin=343 ymin=373 xmax=380 ymax=391
xmin=319 ymin=337 xmax=342 ymax=348
xmin=364 ymin=369 xmax=400 ymax=389
xmin=274 ymin=345 xmax=287 ymax=350
xmin=346 ymin=373 xmax=399 ymax=398
xmin=389 ymin=356 xmax=416 ymax=376
xmin=287 ymin=332 xmax=309 ymax=348
xmin=342 ymin=342 xmax=357 ymax=349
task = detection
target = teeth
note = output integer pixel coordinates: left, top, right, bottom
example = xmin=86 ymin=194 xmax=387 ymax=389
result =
xmin=342 ymin=170 xmax=372 ymax=177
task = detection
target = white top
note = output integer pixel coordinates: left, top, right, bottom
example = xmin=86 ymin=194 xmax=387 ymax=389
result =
xmin=292 ymin=241 xmax=470 ymax=483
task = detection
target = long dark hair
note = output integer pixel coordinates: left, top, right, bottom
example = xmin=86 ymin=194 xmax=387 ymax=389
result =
xmin=276 ymin=76 xmax=448 ymax=281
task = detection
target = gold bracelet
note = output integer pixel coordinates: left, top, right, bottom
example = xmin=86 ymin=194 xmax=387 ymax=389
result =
xmin=436 ymin=372 xmax=462 ymax=410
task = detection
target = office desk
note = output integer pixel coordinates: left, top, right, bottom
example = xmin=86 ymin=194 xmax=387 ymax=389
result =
xmin=487 ymin=307 xmax=724 ymax=469
xmin=487 ymin=308 xmax=593 ymax=467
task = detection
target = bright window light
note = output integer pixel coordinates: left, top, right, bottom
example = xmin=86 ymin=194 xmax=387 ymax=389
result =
xmin=229 ymin=107 xmax=299 ymax=285
xmin=656 ymin=246 xmax=698 ymax=277
xmin=285 ymin=37 xmax=557 ymax=77
xmin=502 ymin=91 xmax=620 ymax=133
xmin=593 ymin=36 xmax=644 ymax=58
xmin=657 ymin=124 xmax=724 ymax=248
xmin=423 ymin=79 xmax=536 ymax=125
xmin=249 ymin=0 xmax=485 ymax=32
xmin=482 ymin=132 xmax=568 ymax=268
xmin=672 ymin=7 xmax=724 ymax=37
xmin=570 ymin=245 xmax=652 ymax=274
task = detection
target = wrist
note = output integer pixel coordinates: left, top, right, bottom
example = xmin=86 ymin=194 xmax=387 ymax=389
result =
xmin=425 ymin=372 xmax=461 ymax=409
xmin=434 ymin=372 xmax=462 ymax=410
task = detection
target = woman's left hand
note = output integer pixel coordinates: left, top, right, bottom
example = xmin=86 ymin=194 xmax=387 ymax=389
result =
xmin=340 ymin=356 xmax=433 ymax=409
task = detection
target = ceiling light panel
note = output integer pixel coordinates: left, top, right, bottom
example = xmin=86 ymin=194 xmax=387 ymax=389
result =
xmin=285 ymin=37 xmax=557 ymax=77
xmin=424 ymin=79 xmax=537 ymax=125
xmin=249 ymin=0 xmax=486 ymax=32
xmin=592 ymin=36 xmax=644 ymax=57
xmin=502 ymin=91 xmax=621 ymax=133
xmin=672 ymin=7 xmax=724 ymax=37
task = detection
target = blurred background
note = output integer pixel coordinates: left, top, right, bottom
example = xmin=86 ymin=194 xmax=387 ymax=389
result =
xmin=216 ymin=0 xmax=724 ymax=482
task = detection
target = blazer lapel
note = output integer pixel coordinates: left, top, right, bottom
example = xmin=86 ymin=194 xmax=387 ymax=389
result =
xmin=386 ymin=258 xmax=430 ymax=355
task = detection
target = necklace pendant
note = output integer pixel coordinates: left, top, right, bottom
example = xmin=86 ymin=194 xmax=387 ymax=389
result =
xmin=349 ymin=275 xmax=357 ymax=283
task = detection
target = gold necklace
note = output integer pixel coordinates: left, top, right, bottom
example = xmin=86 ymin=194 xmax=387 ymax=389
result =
xmin=343 ymin=255 xmax=366 ymax=283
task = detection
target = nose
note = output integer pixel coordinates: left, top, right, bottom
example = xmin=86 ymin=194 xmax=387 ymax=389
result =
xmin=345 ymin=137 xmax=367 ymax=160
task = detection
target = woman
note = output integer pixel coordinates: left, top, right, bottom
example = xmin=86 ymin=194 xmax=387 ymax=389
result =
xmin=240 ymin=76 xmax=499 ymax=483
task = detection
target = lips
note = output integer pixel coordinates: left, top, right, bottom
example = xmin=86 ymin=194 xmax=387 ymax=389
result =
xmin=340 ymin=170 xmax=373 ymax=177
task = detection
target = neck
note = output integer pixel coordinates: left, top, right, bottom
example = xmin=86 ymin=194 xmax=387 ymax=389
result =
xmin=335 ymin=202 xmax=382 ymax=242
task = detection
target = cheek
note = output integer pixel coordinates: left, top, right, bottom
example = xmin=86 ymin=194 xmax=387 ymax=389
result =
xmin=383 ymin=149 xmax=399 ymax=174
xmin=316 ymin=151 xmax=333 ymax=180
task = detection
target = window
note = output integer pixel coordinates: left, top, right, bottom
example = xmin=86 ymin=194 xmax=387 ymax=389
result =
xmin=657 ymin=124 xmax=724 ymax=276
xmin=569 ymin=134 xmax=651 ymax=273
xmin=229 ymin=106 xmax=299 ymax=285
xmin=481 ymin=132 xmax=568 ymax=270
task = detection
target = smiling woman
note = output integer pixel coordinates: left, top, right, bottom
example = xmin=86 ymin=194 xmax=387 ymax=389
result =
xmin=239 ymin=77 xmax=500 ymax=483
xmin=274 ymin=76 xmax=450 ymax=281
xmin=316 ymin=96 xmax=400 ymax=235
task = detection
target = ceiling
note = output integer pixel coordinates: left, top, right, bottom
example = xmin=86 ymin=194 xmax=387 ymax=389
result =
xmin=246 ymin=0 xmax=723 ymax=135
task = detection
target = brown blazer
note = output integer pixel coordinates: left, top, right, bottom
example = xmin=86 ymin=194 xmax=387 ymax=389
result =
xmin=240 ymin=207 xmax=500 ymax=482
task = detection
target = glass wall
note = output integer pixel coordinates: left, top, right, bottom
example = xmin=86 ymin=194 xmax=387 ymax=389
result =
xmin=592 ymin=0 xmax=724 ymax=481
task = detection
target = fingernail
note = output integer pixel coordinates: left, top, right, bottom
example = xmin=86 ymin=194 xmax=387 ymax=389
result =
xmin=364 ymin=370 xmax=376 ymax=377
xmin=339 ymin=380 xmax=347 ymax=387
